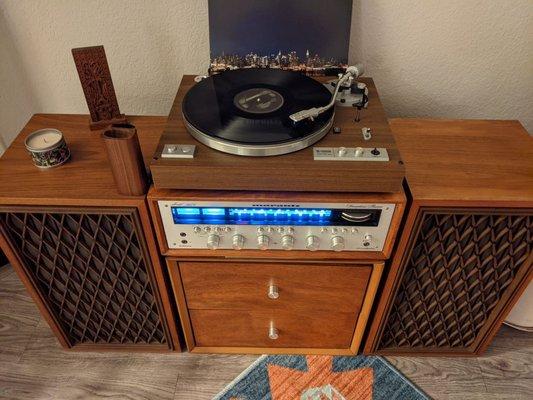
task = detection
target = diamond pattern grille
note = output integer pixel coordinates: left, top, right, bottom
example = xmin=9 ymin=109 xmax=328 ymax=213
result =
xmin=379 ymin=211 xmax=532 ymax=350
xmin=0 ymin=210 xmax=167 ymax=346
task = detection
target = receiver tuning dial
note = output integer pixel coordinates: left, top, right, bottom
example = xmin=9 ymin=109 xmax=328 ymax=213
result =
xmin=206 ymin=234 xmax=220 ymax=250
xmin=331 ymin=236 xmax=345 ymax=251
xmin=306 ymin=235 xmax=320 ymax=251
xmin=232 ymin=234 xmax=245 ymax=250
xmin=257 ymin=234 xmax=270 ymax=250
xmin=281 ymin=235 xmax=295 ymax=250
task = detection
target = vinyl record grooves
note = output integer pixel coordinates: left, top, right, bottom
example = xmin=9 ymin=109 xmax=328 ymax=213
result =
xmin=182 ymin=68 xmax=334 ymax=156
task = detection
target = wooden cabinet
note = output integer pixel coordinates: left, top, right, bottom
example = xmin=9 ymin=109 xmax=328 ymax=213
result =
xmin=365 ymin=119 xmax=533 ymax=356
xmin=167 ymin=259 xmax=383 ymax=354
xmin=6 ymin=114 xmax=527 ymax=357
xmin=0 ymin=115 xmax=181 ymax=351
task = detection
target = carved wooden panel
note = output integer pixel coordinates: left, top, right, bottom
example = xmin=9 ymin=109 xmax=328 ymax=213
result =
xmin=377 ymin=209 xmax=532 ymax=353
xmin=0 ymin=208 xmax=169 ymax=348
xmin=72 ymin=45 xmax=126 ymax=129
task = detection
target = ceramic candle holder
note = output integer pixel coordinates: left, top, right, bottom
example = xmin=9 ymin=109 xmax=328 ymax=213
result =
xmin=24 ymin=128 xmax=70 ymax=168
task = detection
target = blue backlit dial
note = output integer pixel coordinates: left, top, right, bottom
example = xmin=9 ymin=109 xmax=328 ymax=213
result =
xmin=170 ymin=206 xmax=380 ymax=227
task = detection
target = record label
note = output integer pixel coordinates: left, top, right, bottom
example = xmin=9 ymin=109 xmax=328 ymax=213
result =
xmin=234 ymin=88 xmax=284 ymax=114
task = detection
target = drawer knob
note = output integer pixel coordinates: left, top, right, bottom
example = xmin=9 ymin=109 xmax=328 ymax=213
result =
xmin=269 ymin=323 xmax=279 ymax=340
xmin=268 ymin=284 xmax=279 ymax=299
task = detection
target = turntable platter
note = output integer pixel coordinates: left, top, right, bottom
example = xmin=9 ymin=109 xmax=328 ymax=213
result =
xmin=182 ymin=69 xmax=334 ymax=156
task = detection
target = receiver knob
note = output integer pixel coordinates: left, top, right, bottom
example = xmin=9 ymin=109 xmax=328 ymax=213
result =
xmin=206 ymin=234 xmax=220 ymax=250
xmin=257 ymin=235 xmax=270 ymax=250
xmin=281 ymin=235 xmax=295 ymax=250
xmin=232 ymin=234 xmax=245 ymax=250
xmin=331 ymin=236 xmax=345 ymax=251
xmin=306 ymin=235 xmax=320 ymax=251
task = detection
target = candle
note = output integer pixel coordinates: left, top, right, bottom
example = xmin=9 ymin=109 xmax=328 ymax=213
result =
xmin=25 ymin=129 xmax=63 ymax=151
xmin=25 ymin=128 xmax=70 ymax=168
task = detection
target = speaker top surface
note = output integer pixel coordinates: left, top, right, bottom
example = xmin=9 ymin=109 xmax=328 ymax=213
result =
xmin=390 ymin=119 xmax=533 ymax=204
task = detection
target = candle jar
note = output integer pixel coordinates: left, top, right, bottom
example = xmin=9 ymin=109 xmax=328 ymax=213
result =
xmin=24 ymin=128 xmax=71 ymax=168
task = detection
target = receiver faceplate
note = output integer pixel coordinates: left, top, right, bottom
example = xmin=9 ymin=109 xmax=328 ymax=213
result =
xmin=158 ymin=200 xmax=395 ymax=252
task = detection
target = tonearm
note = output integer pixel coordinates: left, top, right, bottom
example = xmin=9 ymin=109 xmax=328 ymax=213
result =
xmin=289 ymin=64 xmax=365 ymax=123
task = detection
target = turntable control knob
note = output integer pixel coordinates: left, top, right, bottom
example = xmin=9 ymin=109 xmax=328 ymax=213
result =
xmin=257 ymin=235 xmax=270 ymax=250
xmin=306 ymin=235 xmax=320 ymax=251
xmin=331 ymin=236 xmax=345 ymax=251
xmin=232 ymin=234 xmax=245 ymax=250
xmin=355 ymin=147 xmax=364 ymax=157
xmin=281 ymin=235 xmax=295 ymax=250
xmin=338 ymin=147 xmax=347 ymax=156
xmin=206 ymin=234 xmax=220 ymax=250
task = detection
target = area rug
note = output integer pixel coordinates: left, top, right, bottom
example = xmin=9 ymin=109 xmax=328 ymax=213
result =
xmin=213 ymin=355 xmax=430 ymax=400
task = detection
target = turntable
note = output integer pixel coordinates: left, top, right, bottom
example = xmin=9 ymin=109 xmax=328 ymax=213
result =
xmin=182 ymin=68 xmax=334 ymax=157
xmin=151 ymin=68 xmax=404 ymax=193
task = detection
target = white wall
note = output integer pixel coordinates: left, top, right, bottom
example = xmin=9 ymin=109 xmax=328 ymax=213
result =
xmin=0 ymin=0 xmax=531 ymax=153
xmin=349 ymin=0 xmax=532 ymax=131
xmin=0 ymin=7 xmax=37 ymax=155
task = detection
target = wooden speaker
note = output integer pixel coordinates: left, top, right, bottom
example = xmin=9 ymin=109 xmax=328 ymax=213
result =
xmin=0 ymin=206 xmax=173 ymax=350
xmin=366 ymin=207 xmax=532 ymax=355
xmin=0 ymin=248 xmax=7 ymax=267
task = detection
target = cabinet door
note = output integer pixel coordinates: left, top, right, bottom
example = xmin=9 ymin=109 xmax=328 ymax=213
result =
xmin=0 ymin=207 xmax=172 ymax=350
xmin=371 ymin=208 xmax=533 ymax=355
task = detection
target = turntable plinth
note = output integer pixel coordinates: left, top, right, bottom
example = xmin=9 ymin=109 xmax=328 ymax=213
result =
xmin=151 ymin=75 xmax=404 ymax=193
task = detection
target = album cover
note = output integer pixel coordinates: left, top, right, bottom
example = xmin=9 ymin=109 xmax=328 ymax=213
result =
xmin=208 ymin=0 xmax=352 ymax=75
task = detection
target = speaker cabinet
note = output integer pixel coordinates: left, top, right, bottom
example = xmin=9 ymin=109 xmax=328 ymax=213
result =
xmin=0 ymin=248 xmax=7 ymax=267
xmin=366 ymin=207 xmax=533 ymax=355
xmin=0 ymin=206 xmax=176 ymax=351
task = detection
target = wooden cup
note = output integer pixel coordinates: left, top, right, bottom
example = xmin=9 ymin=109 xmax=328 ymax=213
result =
xmin=102 ymin=126 xmax=148 ymax=196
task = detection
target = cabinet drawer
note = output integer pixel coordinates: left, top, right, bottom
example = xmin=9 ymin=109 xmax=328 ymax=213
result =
xmin=179 ymin=262 xmax=372 ymax=313
xmin=190 ymin=309 xmax=356 ymax=348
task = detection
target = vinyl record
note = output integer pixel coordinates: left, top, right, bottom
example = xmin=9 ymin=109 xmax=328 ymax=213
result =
xmin=182 ymin=68 xmax=334 ymax=156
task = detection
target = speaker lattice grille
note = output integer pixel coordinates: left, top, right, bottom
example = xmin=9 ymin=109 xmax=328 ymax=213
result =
xmin=0 ymin=210 xmax=167 ymax=346
xmin=379 ymin=211 xmax=532 ymax=350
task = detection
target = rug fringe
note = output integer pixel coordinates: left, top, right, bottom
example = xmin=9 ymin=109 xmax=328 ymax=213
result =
xmin=377 ymin=356 xmax=432 ymax=399
xmin=212 ymin=355 xmax=267 ymax=400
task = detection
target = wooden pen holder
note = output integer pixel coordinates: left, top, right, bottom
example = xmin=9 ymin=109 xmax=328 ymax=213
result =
xmin=102 ymin=126 xmax=148 ymax=196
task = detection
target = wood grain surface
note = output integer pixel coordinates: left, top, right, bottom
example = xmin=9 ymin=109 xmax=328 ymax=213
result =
xmin=166 ymin=259 xmax=383 ymax=355
xmin=102 ymin=128 xmax=149 ymax=195
xmin=0 ymin=265 xmax=531 ymax=399
xmin=150 ymin=75 xmax=405 ymax=193
xmin=179 ymin=261 xmax=371 ymax=312
xmin=0 ymin=114 xmax=166 ymax=206
xmin=190 ymin=308 xmax=357 ymax=348
xmin=390 ymin=118 xmax=533 ymax=204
